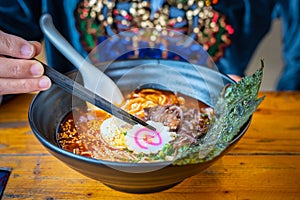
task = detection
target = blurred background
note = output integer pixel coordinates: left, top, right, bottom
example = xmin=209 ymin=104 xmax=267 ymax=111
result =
xmin=37 ymin=19 xmax=283 ymax=91
xmin=246 ymin=19 xmax=283 ymax=91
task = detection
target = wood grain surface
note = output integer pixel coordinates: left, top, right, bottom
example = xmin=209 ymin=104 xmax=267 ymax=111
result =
xmin=0 ymin=92 xmax=299 ymax=200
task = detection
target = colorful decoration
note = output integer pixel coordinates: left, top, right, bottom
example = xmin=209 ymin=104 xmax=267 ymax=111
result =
xmin=75 ymin=0 xmax=234 ymax=63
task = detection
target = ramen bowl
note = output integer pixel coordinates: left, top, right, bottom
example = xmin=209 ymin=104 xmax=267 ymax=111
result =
xmin=28 ymin=59 xmax=250 ymax=193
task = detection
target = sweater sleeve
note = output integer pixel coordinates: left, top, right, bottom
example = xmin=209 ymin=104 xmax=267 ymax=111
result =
xmin=275 ymin=1 xmax=300 ymax=90
xmin=0 ymin=0 xmax=42 ymax=41
xmin=213 ymin=0 xmax=276 ymax=76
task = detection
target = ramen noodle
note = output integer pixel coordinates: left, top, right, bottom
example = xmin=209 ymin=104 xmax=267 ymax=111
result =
xmin=57 ymin=89 xmax=213 ymax=163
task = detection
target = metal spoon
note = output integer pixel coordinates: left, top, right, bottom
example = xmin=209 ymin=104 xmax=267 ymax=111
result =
xmin=39 ymin=14 xmax=124 ymax=105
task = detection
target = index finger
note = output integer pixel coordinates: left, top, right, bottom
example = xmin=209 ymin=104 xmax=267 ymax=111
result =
xmin=0 ymin=30 xmax=38 ymax=59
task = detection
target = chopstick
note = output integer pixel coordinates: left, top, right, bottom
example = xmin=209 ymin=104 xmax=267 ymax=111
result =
xmin=35 ymin=59 xmax=156 ymax=131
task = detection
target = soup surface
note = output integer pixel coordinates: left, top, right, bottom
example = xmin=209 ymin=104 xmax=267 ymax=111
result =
xmin=57 ymin=89 xmax=213 ymax=162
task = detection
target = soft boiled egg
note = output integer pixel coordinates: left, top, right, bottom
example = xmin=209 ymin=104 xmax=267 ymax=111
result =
xmin=100 ymin=117 xmax=130 ymax=149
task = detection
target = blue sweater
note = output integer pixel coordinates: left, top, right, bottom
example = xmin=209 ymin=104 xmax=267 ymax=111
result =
xmin=0 ymin=0 xmax=299 ymax=90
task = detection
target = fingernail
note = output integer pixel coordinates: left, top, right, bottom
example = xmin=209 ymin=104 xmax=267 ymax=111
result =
xmin=21 ymin=44 xmax=34 ymax=57
xmin=30 ymin=62 xmax=43 ymax=77
xmin=39 ymin=76 xmax=51 ymax=89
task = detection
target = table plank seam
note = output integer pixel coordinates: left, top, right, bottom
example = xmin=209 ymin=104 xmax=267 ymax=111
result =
xmin=0 ymin=153 xmax=51 ymax=156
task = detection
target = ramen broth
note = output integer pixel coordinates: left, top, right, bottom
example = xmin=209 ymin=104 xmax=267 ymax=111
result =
xmin=57 ymin=89 xmax=213 ymax=162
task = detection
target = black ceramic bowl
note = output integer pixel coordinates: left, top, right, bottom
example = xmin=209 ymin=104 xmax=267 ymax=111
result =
xmin=28 ymin=59 xmax=250 ymax=193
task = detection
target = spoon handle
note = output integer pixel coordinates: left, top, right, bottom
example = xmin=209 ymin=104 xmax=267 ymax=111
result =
xmin=37 ymin=59 xmax=156 ymax=131
xmin=39 ymin=14 xmax=85 ymax=69
xmin=39 ymin=13 xmax=124 ymax=105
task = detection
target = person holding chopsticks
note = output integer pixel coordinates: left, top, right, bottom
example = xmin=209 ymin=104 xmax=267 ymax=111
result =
xmin=0 ymin=0 xmax=299 ymax=105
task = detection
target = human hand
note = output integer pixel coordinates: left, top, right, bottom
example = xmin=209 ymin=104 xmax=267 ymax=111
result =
xmin=0 ymin=30 xmax=51 ymax=95
xmin=228 ymin=74 xmax=242 ymax=83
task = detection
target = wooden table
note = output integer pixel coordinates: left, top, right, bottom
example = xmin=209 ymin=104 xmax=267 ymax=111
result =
xmin=0 ymin=92 xmax=299 ymax=199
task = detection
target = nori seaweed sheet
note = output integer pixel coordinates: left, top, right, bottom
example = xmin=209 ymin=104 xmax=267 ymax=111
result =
xmin=173 ymin=60 xmax=265 ymax=165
